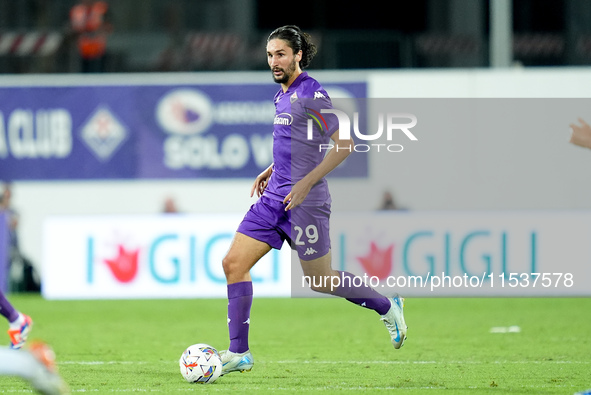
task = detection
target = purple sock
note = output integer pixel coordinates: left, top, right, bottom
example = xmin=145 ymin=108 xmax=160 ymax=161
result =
xmin=227 ymin=281 xmax=253 ymax=354
xmin=0 ymin=291 xmax=18 ymax=323
xmin=332 ymin=271 xmax=391 ymax=315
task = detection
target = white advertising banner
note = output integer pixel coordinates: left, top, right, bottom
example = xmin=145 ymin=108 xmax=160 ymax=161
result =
xmin=325 ymin=211 xmax=591 ymax=297
xmin=43 ymin=211 xmax=591 ymax=300
xmin=42 ymin=214 xmax=292 ymax=300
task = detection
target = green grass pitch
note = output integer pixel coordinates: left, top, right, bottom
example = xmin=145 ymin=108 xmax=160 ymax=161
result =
xmin=0 ymin=295 xmax=590 ymax=394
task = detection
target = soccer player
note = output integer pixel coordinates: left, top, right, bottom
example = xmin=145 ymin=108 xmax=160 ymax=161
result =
xmin=219 ymin=25 xmax=407 ymax=375
xmin=0 ymin=290 xmax=32 ymax=349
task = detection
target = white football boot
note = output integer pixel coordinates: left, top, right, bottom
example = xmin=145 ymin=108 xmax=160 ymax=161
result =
xmin=380 ymin=296 xmax=407 ymax=349
xmin=219 ymin=349 xmax=254 ymax=375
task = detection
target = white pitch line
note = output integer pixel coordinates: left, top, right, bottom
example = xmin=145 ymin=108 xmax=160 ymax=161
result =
xmin=60 ymin=361 xmax=142 ymax=365
xmin=273 ymin=360 xmax=590 ymax=365
xmin=0 ymin=385 xmax=575 ymax=394
xmin=60 ymin=387 xmax=440 ymax=393
xmin=59 ymin=360 xmax=590 ymax=365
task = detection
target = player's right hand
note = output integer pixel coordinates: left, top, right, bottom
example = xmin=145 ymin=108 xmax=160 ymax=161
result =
xmin=250 ymin=165 xmax=273 ymax=197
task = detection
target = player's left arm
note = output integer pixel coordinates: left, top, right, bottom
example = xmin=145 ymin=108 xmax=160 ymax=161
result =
xmin=283 ymin=130 xmax=353 ymax=210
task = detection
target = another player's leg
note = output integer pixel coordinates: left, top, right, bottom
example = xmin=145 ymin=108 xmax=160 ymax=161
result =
xmin=220 ymin=232 xmax=271 ymax=375
xmin=300 ymin=252 xmax=407 ymax=349
xmin=0 ymin=290 xmax=32 ymax=349
xmin=0 ymin=342 xmax=69 ymax=395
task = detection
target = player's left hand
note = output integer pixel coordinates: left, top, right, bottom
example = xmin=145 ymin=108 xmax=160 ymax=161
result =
xmin=283 ymin=179 xmax=312 ymax=211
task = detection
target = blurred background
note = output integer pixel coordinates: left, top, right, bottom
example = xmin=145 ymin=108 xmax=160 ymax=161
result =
xmin=1 ymin=0 xmax=591 ymax=73
xmin=1 ymin=0 xmax=591 ymax=297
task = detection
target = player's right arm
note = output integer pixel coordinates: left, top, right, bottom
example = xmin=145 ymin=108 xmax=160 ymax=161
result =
xmin=250 ymin=163 xmax=274 ymax=197
xmin=284 ymin=130 xmax=353 ymax=210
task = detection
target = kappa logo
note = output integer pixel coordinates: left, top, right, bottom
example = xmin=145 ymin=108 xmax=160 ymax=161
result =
xmin=80 ymin=106 xmax=128 ymax=161
xmin=313 ymin=91 xmax=326 ymax=100
xmin=303 ymin=247 xmax=318 ymax=256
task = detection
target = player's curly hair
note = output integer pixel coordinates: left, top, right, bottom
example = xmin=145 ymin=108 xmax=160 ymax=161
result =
xmin=267 ymin=25 xmax=317 ymax=69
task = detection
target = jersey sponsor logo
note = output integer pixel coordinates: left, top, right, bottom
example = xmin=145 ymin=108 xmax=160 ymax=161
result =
xmin=313 ymin=91 xmax=326 ymax=100
xmin=303 ymin=247 xmax=318 ymax=256
xmin=273 ymin=113 xmax=293 ymax=126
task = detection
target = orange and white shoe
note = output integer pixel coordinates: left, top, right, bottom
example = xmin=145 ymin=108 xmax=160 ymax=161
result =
xmin=28 ymin=341 xmax=57 ymax=372
xmin=8 ymin=314 xmax=33 ymax=349
xmin=0 ymin=340 xmax=69 ymax=394
xmin=27 ymin=341 xmax=70 ymax=395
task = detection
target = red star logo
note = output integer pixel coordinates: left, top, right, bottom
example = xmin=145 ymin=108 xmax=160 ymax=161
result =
xmin=104 ymin=245 xmax=139 ymax=283
xmin=356 ymin=242 xmax=394 ymax=280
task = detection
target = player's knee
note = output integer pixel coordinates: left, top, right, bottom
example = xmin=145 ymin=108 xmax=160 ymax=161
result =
xmin=222 ymin=254 xmax=239 ymax=278
xmin=222 ymin=253 xmax=251 ymax=282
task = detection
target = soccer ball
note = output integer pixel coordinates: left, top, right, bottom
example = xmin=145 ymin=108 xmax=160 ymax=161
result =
xmin=179 ymin=344 xmax=223 ymax=384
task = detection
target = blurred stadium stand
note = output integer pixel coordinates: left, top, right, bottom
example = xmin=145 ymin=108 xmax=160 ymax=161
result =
xmin=0 ymin=0 xmax=590 ymax=73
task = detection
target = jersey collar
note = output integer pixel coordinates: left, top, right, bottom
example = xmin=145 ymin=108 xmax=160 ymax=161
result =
xmin=284 ymin=71 xmax=307 ymax=94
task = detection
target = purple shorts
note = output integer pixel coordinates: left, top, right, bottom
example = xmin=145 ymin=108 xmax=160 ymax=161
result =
xmin=236 ymin=195 xmax=331 ymax=260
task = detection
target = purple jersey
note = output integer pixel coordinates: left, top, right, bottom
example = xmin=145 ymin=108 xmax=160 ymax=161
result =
xmin=263 ymin=72 xmax=339 ymax=206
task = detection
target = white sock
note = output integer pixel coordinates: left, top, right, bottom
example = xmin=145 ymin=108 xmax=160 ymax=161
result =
xmin=9 ymin=313 xmax=24 ymax=330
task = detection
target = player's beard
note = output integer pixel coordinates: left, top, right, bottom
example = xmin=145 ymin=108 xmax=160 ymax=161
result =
xmin=271 ymin=59 xmax=297 ymax=84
